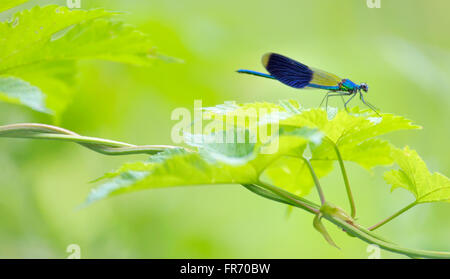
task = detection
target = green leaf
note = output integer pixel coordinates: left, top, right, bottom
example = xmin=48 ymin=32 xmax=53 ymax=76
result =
xmin=281 ymin=106 xmax=420 ymax=169
xmin=203 ymin=101 xmax=420 ymax=170
xmin=0 ymin=5 xmax=157 ymax=116
xmin=0 ymin=76 xmax=50 ymax=113
xmin=0 ymin=6 xmax=114 ymax=72
xmin=384 ymin=146 xmax=450 ymax=203
xmin=86 ymin=126 xmax=323 ymax=204
xmin=0 ymin=5 xmax=155 ymax=71
xmin=183 ymin=125 xmax=326 ymax=197
xmin=198 ymin=101 xmax=421 ymax=196
xmin=0 ymin=0 xmax=28 ymax=13
xmin=260 ymin=157 xmax=333 ymax=196
xmin=86 ymin=149 xmax=260 ymax=205
xmin=184 ymin=128 xmax=259 ymax=165
xmin=313 ymin=213 xmax=339 ymax=249
xmin=86 ymin=101 xmax=423 ymax=204
xmin=6 ymin=61 xmax=76 ymax=119
xmin=312 ymin=138 xmax=393 ymax=170
xmin=45 ymin=19 xmax=156 ymax=66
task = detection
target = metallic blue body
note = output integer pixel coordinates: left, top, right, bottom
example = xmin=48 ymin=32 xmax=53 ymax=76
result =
xmin=341 ymin=79 xmax=360 ymax=92
xmin=236 ymin=70 xmax=359 ymax=93
xmin=236 ymin=69 xmax=275 ymax=79
xmin=307 ymin=84 xmax=340 ymax=90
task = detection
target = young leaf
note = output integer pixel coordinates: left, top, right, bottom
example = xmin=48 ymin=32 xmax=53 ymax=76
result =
xmin=5 ymin=61 xmax=76 ymax=118
xmin=45 ymin=19 xmax=156 ymax=66
xmin=260 ymin=157 xmax=333 ymax=196
xmin=384 ymin=146 xmax=450 ymax=203
xmin=313 ymin=213 xmax=339 ymax=249
xmin=312 ymin=138 xmax=394 ymax=170
xmin=199 ymin=100 xmax=421 ymax=198
xmin=0 ymin=76 xmax=51 ymax=113
xmin=0 ymin=0 xmax=28 ymax=13
xmin=281 ymin=106 xmax=420 ymax=170
xmin=184 ymin=128 xmax=259 ymax=165
xmin=0 ymin=6 xmax=113 ymax=72
xmin=204 ymin=101 xmax=420 ymax=170
xmin=0 ymin=5 xmax=157 ymax=116
xmin=86 ymin=127 xmax=323 ymax=204
xmin=86 ymin=149 xmax=260 ymax=205
xmin=86 ymin=101 xmax=424 ymax=204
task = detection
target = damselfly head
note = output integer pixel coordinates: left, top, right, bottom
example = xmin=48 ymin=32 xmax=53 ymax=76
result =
xmin=360 ymin=83 xmax=369 ymax=93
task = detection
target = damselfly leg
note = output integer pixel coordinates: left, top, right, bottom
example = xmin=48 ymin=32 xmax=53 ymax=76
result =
xmin=344 ymin=93 xmax=356 ymax=112
xmin=321 ymin=92 xmax=353 ymax=112
xmin=319 ymin=91 xmax=331 ymax=107
xmin=359 ymin=92 xmax=381 ymax=116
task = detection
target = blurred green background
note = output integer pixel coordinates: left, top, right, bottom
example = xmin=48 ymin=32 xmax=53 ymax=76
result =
xmin=0 ymin=0 xmax=449 ymax=258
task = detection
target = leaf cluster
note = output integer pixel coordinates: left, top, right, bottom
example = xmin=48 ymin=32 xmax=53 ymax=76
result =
xmin=0 ymin=1 xmax=156 ymax=119
xmin=87 ymin=101 xmax=449 ymax=210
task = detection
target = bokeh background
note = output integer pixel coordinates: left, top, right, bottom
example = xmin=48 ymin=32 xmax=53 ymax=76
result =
xmin=0 ymin=0 xmax=449 ymax=258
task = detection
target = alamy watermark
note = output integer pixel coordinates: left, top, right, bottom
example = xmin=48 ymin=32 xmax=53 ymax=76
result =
xmin=367 ymin=244 xmax=381 ymax=259
xmin=366 ymin=0 xmax=381 ymax=8
xmin=66 ymin=244 xmax=81 ymax=259
xmin=67 ymin=0 xmax=81 ymax=9
xmin=171 ymin=100 xmax=280 ymax=154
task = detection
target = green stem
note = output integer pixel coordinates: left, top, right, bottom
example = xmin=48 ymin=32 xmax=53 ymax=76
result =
xmin=369 ymin=201 xmax=417 ymax=231
xmin=246 ymin=183 xmax=450 ymax=259
xmin=330 ymin=139 xmax=356 ymax=218
xmin=302 ymin=158 xmax=326 ymax=205
xmin=242 ymin=184 xmax=320 ymax=211
xmin=242 ymin=184 xmax=299 ymax=207
xmin=353 ymin=223 xmax=395 ymax=244
xmin=250 ymin=177 xmax=393 ymax=249
xmin=324 ymin=216 xmax=449 ymax=259
xmin=0 ymin=123 xmax=185 ymax=155
xmin=255 ymin=181 xmax=320 ymax=214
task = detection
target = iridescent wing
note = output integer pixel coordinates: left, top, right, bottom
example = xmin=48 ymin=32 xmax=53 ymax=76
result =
xmin=262 ymin=53 xmax=313 ymax=88
xmin=308 ymin=67 xmax=342 ymax=90
xmin=262 ymin=53 xmax=342 ymax=90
